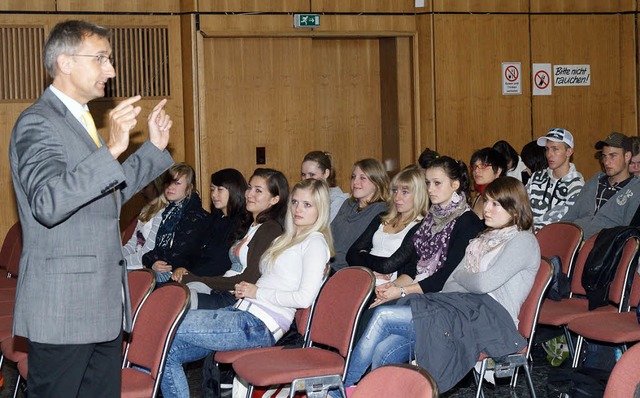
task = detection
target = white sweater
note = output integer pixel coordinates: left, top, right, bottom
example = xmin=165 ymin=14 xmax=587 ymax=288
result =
xmin=248 ymin=231 xmax=329 ymax=331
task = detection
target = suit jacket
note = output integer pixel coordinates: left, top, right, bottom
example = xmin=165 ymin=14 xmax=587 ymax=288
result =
xmin=9 ymin=87 xmax=173 ymax=344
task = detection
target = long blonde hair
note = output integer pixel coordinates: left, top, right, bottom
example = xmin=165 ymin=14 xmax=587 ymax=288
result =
xmin=380 ymin=165 xmax=428 ymax=227
xmin=138 ymin=173 xmax=168 ymax=222
xmin=260 ymin=179 xmax=334 ymax=271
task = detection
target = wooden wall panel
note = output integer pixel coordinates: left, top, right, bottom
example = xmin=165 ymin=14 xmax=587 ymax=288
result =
xmin=56 ymin=0 xmax=180 ymax=12
xmin=198 ymin=37 xmax=315 ymax=194
xmin=531 ymin=0 xmax=635 ymax=13
xmin=199 ymin=14 xmax=416 ymax=37
xmin=415 ymin=13 xmax=435 ymax=157
xmin=433 ymin=0 xmax=527 ymax=13
xmin=531 ymin=14 xmax=637 ymax=179
xmin=312 ymin=0 xmax=417 ymax=13
xmin=312 ymin=39 xmax=383 ymax=190
xmin=0 ymin=1 xmax=54 ymax=11
xmin=196 ymin=0 xmax=309 ymax=13
xmin=433 ymin=14 xmax=531 ymax=164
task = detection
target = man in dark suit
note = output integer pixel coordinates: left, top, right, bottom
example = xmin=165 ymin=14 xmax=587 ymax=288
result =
xmin=9 ymin=20 xmax=174 ymax=397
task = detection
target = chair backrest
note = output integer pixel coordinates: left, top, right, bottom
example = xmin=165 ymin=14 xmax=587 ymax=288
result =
xmin=604 ymin=342 xmax=640 ymax=398
xmin=350 ymin=363 xmax=439 ymax=398
xmin=307 ymin=266 xmax=374 ymax=358
xmin=127 ymin=268 xmax=156 ymax=322
xmin=518 ymin=258 xmax=554 ymax=344
xmin=536 ymin=222 xmax=583 ymax=278
xmin=0 ymin=222 xmax=22 ymax=276
xmin=606 ymin=237 xmax=640 ymax=310
xmin=123 ymin=283 xmax=190 ymax=396
xmin=121 ymin=216 xmax=138 ymax=245
xmin=625 ymin=269 xmax=640 ymax=311
xmin=568 ymin=234 xmax=598 ymax=296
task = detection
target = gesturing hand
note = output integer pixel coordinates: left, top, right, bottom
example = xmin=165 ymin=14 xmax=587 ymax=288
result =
xmin=148 ymin=98 xmax=172 ymax=151
xmin=106 ymin=95 xmax=142 ymax=158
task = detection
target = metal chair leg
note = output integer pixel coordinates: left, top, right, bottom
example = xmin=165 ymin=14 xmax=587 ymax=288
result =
xmin=521 ymin=363 xmax=536 ymax=398
xmin=572 ymin=336 xmax=584 ymax=368
xmin=474 ymin=359 xmax=487 ymax=398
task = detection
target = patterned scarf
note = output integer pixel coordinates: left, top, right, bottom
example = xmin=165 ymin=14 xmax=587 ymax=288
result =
xmin=413 ymin=192 xmax=469 ymax=280
xmin=155 ymin=198 xmax=186 ymax=250
xmin=464 ymin=225 xmax=519 ymax=273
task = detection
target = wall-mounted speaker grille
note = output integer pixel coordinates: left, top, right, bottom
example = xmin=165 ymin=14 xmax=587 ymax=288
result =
xmin=0 ymin=25 xmax=170 ymax=102
xmin=107 ymin=26 xmax=171 ymax=98
xmin=0 ymin=26 xmax=47 ymax=101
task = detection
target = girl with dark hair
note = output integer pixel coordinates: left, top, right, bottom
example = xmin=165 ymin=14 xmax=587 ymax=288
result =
xmin=520 ymin=140 xmax=548 ymax=185
xmin=331 ymin=158 xmax=390 ymax=272
xmin=301 ymin=150 xmax=348 ymax=221
xmin=180 ymin=168 xmax=288 ymax=309
xmin=493 ymin=140 xmax=527 ymax=181
xmin=357 ymin=156 xmax=483 ymax=306
xmin=170 ymin=168 xmax=252 ymax=281
xmin=337 ymin=177 xmax=540 ymax=396
xmin=470 ymin=147 xmax=508 ymax=220
xmin=142 ymin=162 xmax=209 ymax=283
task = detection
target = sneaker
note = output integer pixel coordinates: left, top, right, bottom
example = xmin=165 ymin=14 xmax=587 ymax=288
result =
xmin=543 ymin=335 xmax=569 ymax=367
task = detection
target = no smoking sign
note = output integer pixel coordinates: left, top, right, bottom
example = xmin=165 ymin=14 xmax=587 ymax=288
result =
xmin=533 ymin=63 xmax=552 ymax=95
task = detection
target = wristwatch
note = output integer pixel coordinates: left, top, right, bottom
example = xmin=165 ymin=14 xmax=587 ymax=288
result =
xmin=400 ymin=287 xmax=406 ymax=298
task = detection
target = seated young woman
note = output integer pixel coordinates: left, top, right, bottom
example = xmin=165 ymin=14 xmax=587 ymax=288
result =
xmin=337 ymin=177 xmax=540 ymax=395
xmin=160 ymin=178 xmax=333 ymax=398
xmin=346 ymin=166 xmax=428 ymax=285
xmin=363 ymin=156 xmax=484 ymax=306
xmin=179 ymin=168 xmax=288 ymax=309
xmin=331 ymin=158 xmax=390 ymax=272
xmin=170 ymin=168 xmax=253 ymax=281
xmin=301 ymin=150 xmax=349 ymax=222
xmin=141 ymin=162 xmax=209 ymax=283
xmin=122 ymin=173 xmax=168 ymax=270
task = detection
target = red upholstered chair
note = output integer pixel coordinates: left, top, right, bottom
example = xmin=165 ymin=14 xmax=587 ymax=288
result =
xmin=567 ymin=269 xmax=640 ymax=367
xmin=121 ymin=283 xmax=190 ymax=398
xmin=347 ymin=363 xmax=438 ymax=398
xmin=0 ymin=222 xmax=22 ymax=290
xmin=232 ymin=267 xmax=375 ymax=398
xmin=537 ymin=235 xmax=639 ymax=358
xmin=474 ymin=258 xmax=554 ymax=398
xmin=0 ymin=222 xmax=22 ymax=279
xmin=121 ymin=216 xmax=138 ymax=245
xmin=603 ymin=342 xmax=640 ymax=398
xmin=535 ymin=222 xmax=583 ymax=280
xmin=122 ymin=268 xmax=156 ymax=357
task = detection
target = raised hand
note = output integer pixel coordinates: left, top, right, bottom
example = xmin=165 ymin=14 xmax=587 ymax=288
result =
xmin=148 ymin=98 xmax=172 ymax=151
xmin=106 ymin=95 xmax=142 ymax=158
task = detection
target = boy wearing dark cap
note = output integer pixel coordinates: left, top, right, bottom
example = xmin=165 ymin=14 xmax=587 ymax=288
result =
xmin=562 ymin=132 xmax=640 ymax=238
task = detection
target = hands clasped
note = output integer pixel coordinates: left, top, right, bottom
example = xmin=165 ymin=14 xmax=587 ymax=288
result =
xmin=106 ymin=96 xmax=173 ymax=158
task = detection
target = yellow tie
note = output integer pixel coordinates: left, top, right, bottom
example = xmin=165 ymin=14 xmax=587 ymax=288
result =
xmin=81 ymin=111 xmax=101 ymax=148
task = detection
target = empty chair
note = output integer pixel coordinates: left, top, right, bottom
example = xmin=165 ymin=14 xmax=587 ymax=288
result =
xmin=0 ymin=222 xmax=22 ymax=279
xmin=121 ymin=283 xmax=190 ymax=398
xmin=603 ymin=342 xmax=640 ymax=398
xmin=474 ymin=258 xmax=554 ymax=398
xmin=535 ymin=222 xmax=583 ymax=280
xmin=568 ymin=269 xmax=640 ymax=367
xmin=347 ymin=363 xmax=438 ymax=398
xmin=232 ymin=267 xmax=375 ymax=398
xmin=538 ymin=235 xmax=639 ymax=357
xmin=122 ymin=268 xmax=156 ymax=357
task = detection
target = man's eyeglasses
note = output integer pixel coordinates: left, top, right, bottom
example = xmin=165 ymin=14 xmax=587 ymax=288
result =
xmin=72 ymin=54 xmax=115 ymax=66
xmin=471 ymin=163 xmax=492 ymax=171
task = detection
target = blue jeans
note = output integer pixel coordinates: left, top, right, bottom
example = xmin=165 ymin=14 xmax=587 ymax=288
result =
xmin=342 ymin=305 xmax=415 ymax=387
xmin=160 ymin=306 xmax=275 ymax=398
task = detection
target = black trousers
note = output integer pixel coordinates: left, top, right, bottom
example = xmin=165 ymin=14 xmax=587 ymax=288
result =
xmin=27 ymin=331 xmax=122 ymax=398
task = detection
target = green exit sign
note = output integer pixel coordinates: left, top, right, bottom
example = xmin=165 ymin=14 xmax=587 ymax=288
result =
xmin=294 ymin=14 xmax=320 ymax=28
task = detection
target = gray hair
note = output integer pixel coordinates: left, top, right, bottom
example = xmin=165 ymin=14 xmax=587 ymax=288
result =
xmin=43 ymin=20 xmax=111 ymax=78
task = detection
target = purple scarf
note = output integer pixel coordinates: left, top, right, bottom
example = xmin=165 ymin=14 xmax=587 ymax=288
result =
xmin=412 ymin=192 xmax=469 ymax=280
